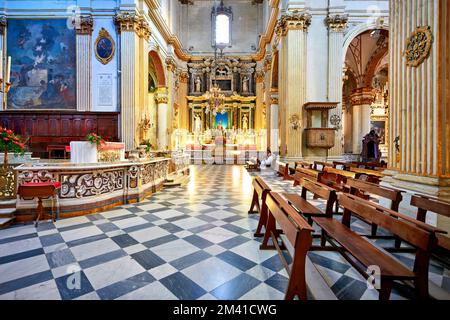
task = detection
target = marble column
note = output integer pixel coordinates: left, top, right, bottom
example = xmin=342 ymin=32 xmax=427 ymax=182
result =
xmin=75 ymin=16 xmax=94 ymax=112
xmin=276 ymin=12 xmax=311 ymax=160
xmin=325 ymin=14 xmax=348 ymax=159
xmin=384 ymin=0 xmax=450 ymax=232
xmin=178 ymin=71 xmax=189 ymax=130
xmin=155 ymin=88 xmax=169 ymax=150
xmin=114 ymin=12 xmax=150 ymax=151
xmin=166 ymin=57 xmax=176 ymax=149
xmin=349 ymin=87 xmax=375 ymax=155
xmin=269 ymin=93 xmax=279 ymax=155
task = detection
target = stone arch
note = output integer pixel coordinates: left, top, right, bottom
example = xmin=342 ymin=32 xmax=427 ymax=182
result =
xmin=363 ymin=47 xmax=389 ymax=87
xmin=149 ymin=50 xmax=166 ymax=87
xmin=342 ymin=22 xmax=389 ymax=63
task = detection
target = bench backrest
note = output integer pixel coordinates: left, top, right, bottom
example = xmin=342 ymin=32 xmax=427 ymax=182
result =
xmin=338 ymin=193 xmax=435 ymax=251
xmin=346 ymin=178 xmax=403 ymax=211
xmin=349 ymin=167 xmax=384 ymax=178
xmin=293 ymin=167 xmax=322 ymax=186
xmin=324 ymin=167 xmax=356 ymax=179
xmin=411 ymin=195 xmax=450 ymax=221
xmin=295 ymin=161 xmax=312 ymax=169
xmin=332 ymin=161 xmax=349 ymax=170
xmin=266 ymin=192 xmax=314 ymax=249
xmin=299 ymin=177 xmax=337 ymax=217
xmin=313 ymin=161 xmax=333 ymax=171
xmin=252 ymin=176 xmax=271 ymax=197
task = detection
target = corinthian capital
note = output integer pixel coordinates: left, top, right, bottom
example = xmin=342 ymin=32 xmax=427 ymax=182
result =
xmin=325 ymin=14 xmax=348 ymax=32
xmin=74 ymin=15 xmax=94 ymax=35
xmin=275 ymin=11 xmax=312 ymax=36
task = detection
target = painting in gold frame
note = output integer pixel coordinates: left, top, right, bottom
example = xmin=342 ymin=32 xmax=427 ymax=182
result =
xmin=95 ymin=28 xmax=115 ymax=65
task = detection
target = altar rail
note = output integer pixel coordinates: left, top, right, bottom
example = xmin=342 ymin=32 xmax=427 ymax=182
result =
xmin=14 ymin=158 xmax=170 ymax=221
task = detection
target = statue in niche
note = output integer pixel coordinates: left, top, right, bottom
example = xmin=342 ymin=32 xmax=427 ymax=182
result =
xmin=242 ymin=76 xmax=249 ymax=93
xmin=195 ymin=76 xmax=202 ymax=92
xmin=242 ymin=114 xmax=248 ymax=131
xmin=194 ymin=115 xmax=202 ymax=132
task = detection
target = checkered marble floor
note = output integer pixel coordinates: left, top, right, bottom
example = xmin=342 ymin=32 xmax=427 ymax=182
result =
xmin=0 ymin=165 xmax=448 ymax=300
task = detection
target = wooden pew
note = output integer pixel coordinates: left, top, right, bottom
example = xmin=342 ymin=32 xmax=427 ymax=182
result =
xmin=313 ymin=193 xmax=440 ymax=300
xmin=321 ymin=167 xmax=356 ymax=191
xmin=411 ymin=195 xmax=450 ymax=253
xmin=261 ymin=191 xmax=314 ymax=300
xmin=248 ymin=176 xmax=272 ymax=237
xmin=276 ymin=160 xmax=293 ymax=180
xmin=332 ymin=161 xmax=350 ymax=170
xmin=350 ymin=161 xmax=386 ymax=170
xmin=293 ymin=167 xmax=322 ymax=187
xmin=313 ymin=161 xmax=333 ymax=171
xmin=283 ymin=176 xmax=337 ymax=225
xmin=349 ymin=167 xmax=385 ymax=184
xmin=345 ymin=178 xmax=403 ymax=236
xmin=294 ymin=161 xmax=313 ymax=170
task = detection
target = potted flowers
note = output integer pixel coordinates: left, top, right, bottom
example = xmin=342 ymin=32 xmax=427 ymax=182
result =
xmin=86 ymin=133 xmax=106 ymax=147
xmin=0 ymin=127 xmax=26 ymax=169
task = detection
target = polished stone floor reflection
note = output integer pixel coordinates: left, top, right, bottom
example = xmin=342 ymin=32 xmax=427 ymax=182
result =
xmin=0 ymin=165 xmax=448 ymax=300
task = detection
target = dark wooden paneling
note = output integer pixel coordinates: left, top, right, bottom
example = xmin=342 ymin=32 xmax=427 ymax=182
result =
xmin=0 ymin=111 xmax=119 ymax=158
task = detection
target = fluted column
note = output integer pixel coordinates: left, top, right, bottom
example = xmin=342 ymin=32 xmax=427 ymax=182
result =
xmin=326 ymin=14 xmax=347 ymax=159
xmin=349 ymin=88 xmax=375 ymax=155
xmin=269 ymin=93 xmax=279 ymax=155
xmin=276 ymin=12 xmax=311 ymax=160
xmin=75 ymin=16 xmax=93 ymax=112
xmin=114 ymin=12 xmax=151 ymax=151
xmin=155 ymin=88 xmax=169 ymax=150
xmin=255 ymin=70 xmax=265 ymax=130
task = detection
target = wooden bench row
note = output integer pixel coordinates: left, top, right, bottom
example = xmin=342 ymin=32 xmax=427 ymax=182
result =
xmin=248 ymin=173 xmax=450 ymax=300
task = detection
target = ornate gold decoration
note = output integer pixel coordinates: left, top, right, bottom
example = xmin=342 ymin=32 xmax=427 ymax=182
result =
xmin=289 ymin=114 xmax=301 ymax=130
xmin=74 ymin=15 xmax=94 ymax=35
xmin=155 ymin=92 xmax=168 ymax=104
xmin=404 ymin=26 xmax=433 ymax=67
xmin=179 ymin=71 xmax=189 ymax=83
xmin=349 ymin=88 xmax=376 ymax=106
xmin=0 ymin=165 xmax=16 ymax=200
xmin=165 ymin=57 xmax=176 ymax=72
xmin=276 ymin=12 xmax=312 ymax=36
xmin=0 ymin=16 xmax=6 ymax=35
xmin=94 ymin=28 xmax=115 ymax=65
xmin=138 ymin=19 xmax=151 ymax=40
xmin=255 ymin=70 xmax=265 ymax=83
xmin=263 ymin=55 xmax=272 ymax=72
xmin=325 ymin=14 xmax=348 ymax=32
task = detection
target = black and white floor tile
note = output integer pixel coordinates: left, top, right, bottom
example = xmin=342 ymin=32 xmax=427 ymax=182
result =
xmin=0 ymin=165 xmax=448 ymax=300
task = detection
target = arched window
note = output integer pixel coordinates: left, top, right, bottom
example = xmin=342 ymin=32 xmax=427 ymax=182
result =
xmin=215 ymin=14 xmax=230 ymax=45
xmin=211 ymin=1 xmax=232 ymax=47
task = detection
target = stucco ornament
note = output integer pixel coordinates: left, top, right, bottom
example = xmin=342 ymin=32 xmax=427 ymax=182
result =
xmin=404 ymin=26 xmax=433 ymax=67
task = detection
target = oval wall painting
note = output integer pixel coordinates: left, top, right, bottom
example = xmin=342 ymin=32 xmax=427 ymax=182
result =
xmin=95 ymin=28 xmax=115 ymax=65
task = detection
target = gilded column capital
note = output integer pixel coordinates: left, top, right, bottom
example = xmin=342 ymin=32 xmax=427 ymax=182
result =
xmin=270 ymin=93 xmax=279 ymax=105
xmin=114 ymin=12 xmax=151 ymax=39
xmin=263 ymin=55 xmax=272 ymax=72
xmin=349 ymin=87 xmax=376 ymax=106
xmin=154 ymin=88 xmax=169 ymax=104
xmin=0 ymin=16 xmax=6 ymax=35
xmin=325 ymin=14 xmax=348 ymax=33
xmin=275 ymin=11 xmax=312 ymax=36
xmin=74 ymin=15 xmax=94 ymax=35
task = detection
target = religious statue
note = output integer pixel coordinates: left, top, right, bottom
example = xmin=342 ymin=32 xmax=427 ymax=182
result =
xmin=242 ymin=114 xmax=248 ymax=131
xmin=217 ymin=120 xmax=224 ymax=131
xmin=361 ymin=130 xmax=381 ymax=162
xmin=194 ymin=115 xmax=202 ymax=132
xmin=195 ymin=76 xmax=201 ymax=92
xmin=242 ymin=76 xmax=249 ymax=93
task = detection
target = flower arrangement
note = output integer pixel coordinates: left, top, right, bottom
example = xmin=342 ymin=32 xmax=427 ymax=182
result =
xmin=142 ymin=140 xmax=155 ymax=153
xmin=0 ymin=127 xmax=26 ymax=168
xmin=86 ymin=133 xmax=106 ymax=147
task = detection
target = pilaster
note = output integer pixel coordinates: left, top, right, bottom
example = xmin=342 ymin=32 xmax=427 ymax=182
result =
xmin=75 ymin=15 xmax=94 ymax=112
xmin=325 ymin=14 xmax=348 ymax=159
xmin=255 ymin=70 xmax=265 ymax=130
xmin=269 ymin=92 xmax=279 ymax=155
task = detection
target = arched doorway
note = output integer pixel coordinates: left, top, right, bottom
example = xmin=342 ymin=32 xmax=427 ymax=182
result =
xmin=342 ymin=28 xmax=389 ymax=160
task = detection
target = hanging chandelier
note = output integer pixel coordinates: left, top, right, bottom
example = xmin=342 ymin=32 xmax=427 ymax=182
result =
xmin=204 ymin=0 xmax=226 ymax=116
